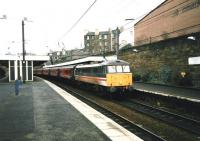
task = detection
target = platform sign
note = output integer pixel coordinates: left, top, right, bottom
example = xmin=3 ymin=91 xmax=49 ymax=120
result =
xmin=188 ymin=56 xmax=200 ymax=65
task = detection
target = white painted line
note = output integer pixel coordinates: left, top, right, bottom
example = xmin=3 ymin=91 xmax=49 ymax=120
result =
xmin=44 ymin=80 xmax=143 ymax=141
xmin=135 ymin=88 xmax=200 ymax=103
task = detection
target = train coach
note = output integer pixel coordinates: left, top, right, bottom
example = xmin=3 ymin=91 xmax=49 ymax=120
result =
xmin=34 ymin=56 xmax=133 ymax=93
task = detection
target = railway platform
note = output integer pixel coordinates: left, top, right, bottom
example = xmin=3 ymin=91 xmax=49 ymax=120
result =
xmin=0 ymin=77 xmax=142 ymax=141
xmin=134 ymin=82 xmax=200 ymax=103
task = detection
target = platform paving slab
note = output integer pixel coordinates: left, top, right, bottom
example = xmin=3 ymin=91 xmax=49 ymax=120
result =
xmin=134 ymin=82 xmax=200 ymax=102
xmin=0 ymin=81 xmax=110 ymax=141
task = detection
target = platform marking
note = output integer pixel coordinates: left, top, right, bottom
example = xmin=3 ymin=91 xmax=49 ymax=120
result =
xmin=44 ymin=80 xmax=143 ymax=141
xmin=135 ymin=88 xmax=200 ymax=103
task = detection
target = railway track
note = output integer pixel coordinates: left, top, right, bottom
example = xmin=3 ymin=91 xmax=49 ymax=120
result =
xmin=42 ymin=77 xmax=199 ymax=140
xmin=54 ymin=81 xmax=166 ymax=141
xmin=118 ymin=99 xmax=200 ymax=136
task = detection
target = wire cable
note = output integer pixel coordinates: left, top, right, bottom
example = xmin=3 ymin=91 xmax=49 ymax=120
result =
xmin=59 ymin=0 xmax=98 ymax=41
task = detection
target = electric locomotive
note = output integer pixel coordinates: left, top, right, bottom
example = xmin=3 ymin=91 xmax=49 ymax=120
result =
xmin=34 ymin=56 xmax=133 ymax=93
xmin=74 ymin=59 xmax=133 ymax=92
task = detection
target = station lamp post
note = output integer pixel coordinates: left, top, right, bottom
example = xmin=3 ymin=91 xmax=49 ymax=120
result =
xmin=1 ymin=15 xmax=33 ymax=82
xmin=21 ymin=17 xmax=33 ymax=83
xmin=22 ymin=19 xmax=26 ymax=83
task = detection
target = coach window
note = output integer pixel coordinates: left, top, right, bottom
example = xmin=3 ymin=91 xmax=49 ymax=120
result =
xmin=96 ymin=66 xmax=102 ymax=76
xmin=102 ymin=66 xmax=106 ymax=77
xmin=82 ymin=68 xmax=86 ymax=75
xmin=76 ymin=69 xmax=81 ymax=75
xmin=102 ymin=66 xmax=106 ymax=74
xmin=85 ymin=68 xmax=90 ymax=75
xmin=91 ymin=67 xmax=95 ymax=76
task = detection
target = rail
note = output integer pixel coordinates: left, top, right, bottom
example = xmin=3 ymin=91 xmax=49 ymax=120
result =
xmin=118 ymin=99 xmax=200 ymax=136
xmin=54 ymin=81 xmax=166 ymax=141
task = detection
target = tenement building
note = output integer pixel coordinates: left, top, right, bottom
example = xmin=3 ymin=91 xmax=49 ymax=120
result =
xmin=84 ymin=29 xmax=120 ymax=55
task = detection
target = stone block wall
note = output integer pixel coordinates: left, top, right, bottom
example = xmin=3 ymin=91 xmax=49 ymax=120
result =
xmin=119 ymin=34 xmax=200 ymax=88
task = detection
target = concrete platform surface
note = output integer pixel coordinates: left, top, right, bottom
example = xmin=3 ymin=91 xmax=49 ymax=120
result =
xmin=134 ymin=82 xmax=200 ymax=102
xmin=44 ymin=80 xmax=142 ymax=141
xmin=0 ymin=81 xmax=110 ymax=141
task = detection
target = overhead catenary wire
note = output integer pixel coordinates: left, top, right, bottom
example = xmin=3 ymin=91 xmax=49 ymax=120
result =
xmin=59 ymin=0 xmax=98 ymax=41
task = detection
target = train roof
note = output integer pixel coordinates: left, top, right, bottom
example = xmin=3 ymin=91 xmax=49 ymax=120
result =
xmin=104 ymin=60 xmax=129 ymax=65
xmin=43 ymin=56 xmax=129 ymax=69
xmin=43 ymin=56 xmax=107 ymax=68
xmin=76 ymin=59 xmax=130 ymax=68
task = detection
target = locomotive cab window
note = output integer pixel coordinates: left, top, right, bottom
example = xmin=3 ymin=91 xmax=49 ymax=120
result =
xmin=123 ymin=65 xmax=130 ymax=72
xmin=107 ymin=65 xmax=130 ymax=73
xmin=116 ymin=65 xmax=123 ymax=73
xmin=107 ymin=66 xmax=116 ymax=73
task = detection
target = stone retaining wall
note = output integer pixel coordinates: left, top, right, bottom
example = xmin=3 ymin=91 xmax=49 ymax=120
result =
xmin=119 ymin=35 xmax=200 ymax=88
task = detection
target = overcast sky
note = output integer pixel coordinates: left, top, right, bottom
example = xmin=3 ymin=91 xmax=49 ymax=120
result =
xmin=0 ymin=0 xmax=164 ymax=55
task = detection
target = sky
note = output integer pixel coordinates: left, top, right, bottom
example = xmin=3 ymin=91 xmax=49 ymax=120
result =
xmin=0 ymin=0 xmax=164 ymax=55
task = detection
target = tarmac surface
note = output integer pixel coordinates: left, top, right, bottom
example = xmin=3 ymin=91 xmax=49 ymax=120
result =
xmin=0 ymin=80 xmax=110 ymax=141
xmin=1 ymin=76 xmax=199 ymax=140
xmin=134 ymin=82 xmax=200 ymax=102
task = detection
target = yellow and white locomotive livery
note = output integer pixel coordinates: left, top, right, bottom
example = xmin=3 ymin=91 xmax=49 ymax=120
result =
xmin=74 ymin=59 xmax=133 ymax=92
xmin=34 ymin=56 xmax=133 ymax=93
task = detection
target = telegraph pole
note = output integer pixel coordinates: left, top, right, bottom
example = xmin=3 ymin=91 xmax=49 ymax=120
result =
xmin=22 ymin=20 xmax=26 ymax=83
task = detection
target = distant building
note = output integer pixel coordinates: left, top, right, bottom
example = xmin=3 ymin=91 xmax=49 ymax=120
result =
xmin=49 ymin=48 xmax=90 ymax=64
xmin=134 ymin=0 xmax=200 ymax=46
xmin=84 ymin=28 xmax=120 ymax=55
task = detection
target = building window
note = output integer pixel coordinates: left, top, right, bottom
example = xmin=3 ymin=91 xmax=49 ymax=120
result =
xmin=105 ymin=41 xmax=108 ymax=46
xmin=99 ymin=42 xmax=102 ymax=46
xmin=112 ymin=33 xmax=115 ymax=38
xmin=57 ymin=52 xmax=60 ymax=56
xmin=99 ymin=35 xmax=102 ymax=39
xmin=104 ymin=35 xmax=108 ymax=39
xmin=87 ymin=36 xmax=90 ymax=40
xmin=87 ymin=43 xmax=90 ymax=46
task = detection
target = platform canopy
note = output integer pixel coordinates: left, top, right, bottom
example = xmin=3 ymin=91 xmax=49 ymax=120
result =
xmin=0 ymin=54 xmax=49 ymax=67
xmin=0 ymin=54 xmax=49 ymax=82
xmin=0 ymin=54 xmax=49 ymax=61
